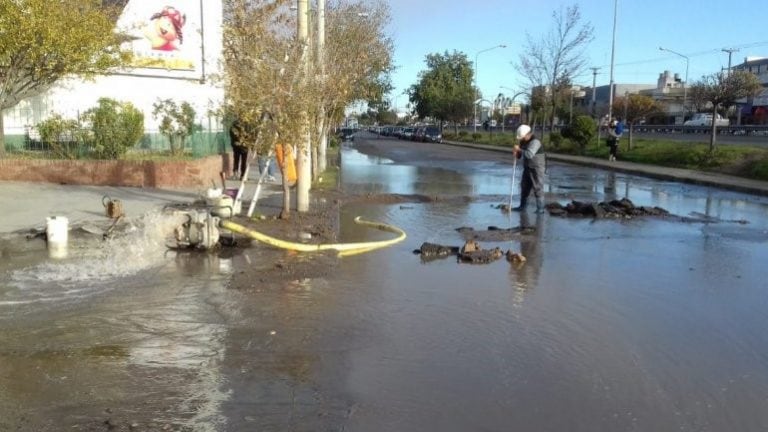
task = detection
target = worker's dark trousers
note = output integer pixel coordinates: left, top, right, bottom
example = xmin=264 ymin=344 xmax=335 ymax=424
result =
xmin=518 ymin=167 xmax=543 ymax=210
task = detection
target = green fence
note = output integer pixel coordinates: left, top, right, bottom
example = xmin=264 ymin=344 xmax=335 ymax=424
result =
xmin=3 ymin=130 xmax=230 ymax=160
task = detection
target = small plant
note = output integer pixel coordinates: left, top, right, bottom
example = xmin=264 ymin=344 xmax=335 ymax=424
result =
xmin=549 ymin=132 xmax=563 ymax=148
xmin=564 ymin=115 xmax=596 ymax=151
xmin=458 ymin=130 xmax=469 ymax=138
xmin=82 ymin=98 xmax=144 ymax=159
xmin=471 ymin=132 xmax=482 ymax=142
xmin=36 ymin=115 xmax=88 ymax=159
xmin=152 ymin=99 xmax=202 ymax=155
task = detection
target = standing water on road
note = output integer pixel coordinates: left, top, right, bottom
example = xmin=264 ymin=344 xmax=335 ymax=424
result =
xmin=2 ymin=137 xmax=768 ymax=431
xmin=287 ymin=140 xmax=768 ymax=432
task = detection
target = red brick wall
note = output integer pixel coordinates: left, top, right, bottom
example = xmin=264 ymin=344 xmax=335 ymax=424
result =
xmin=0 ymin=154 xmax=233 ymax=188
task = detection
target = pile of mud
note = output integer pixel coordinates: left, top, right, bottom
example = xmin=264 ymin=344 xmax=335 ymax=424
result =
xmin=546 ymin=198 xmax=670 ymax=219
xmin=414 ymin=240 xmax=525 ymax=265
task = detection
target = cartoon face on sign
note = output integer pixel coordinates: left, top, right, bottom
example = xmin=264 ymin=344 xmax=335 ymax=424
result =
xmin=143 ymin=6 xmax=186 ymax=51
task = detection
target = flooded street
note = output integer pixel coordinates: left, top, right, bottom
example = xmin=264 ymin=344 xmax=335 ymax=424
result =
xmin=2 ymin=135 xmax=768 ymax=431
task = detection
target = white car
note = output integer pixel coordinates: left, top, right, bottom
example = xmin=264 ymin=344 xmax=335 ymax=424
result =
xmin=684 ymin=113 xmax=730 ymax=127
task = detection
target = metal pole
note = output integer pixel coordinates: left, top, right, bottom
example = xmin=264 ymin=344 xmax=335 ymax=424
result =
xmin=474 ymin=55 xmax=478 ymax=133
xmin=607 ymin=0 xmax=618 ymax=121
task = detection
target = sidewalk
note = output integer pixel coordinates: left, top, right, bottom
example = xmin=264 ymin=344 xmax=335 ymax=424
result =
xmin=442 ymin=140 xmax=768 ymax=197
xmin=0 ymin=169 xmax=281 ymax=234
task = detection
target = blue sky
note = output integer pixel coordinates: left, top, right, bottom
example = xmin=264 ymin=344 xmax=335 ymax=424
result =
xmin=384 ymin=0 xmax=768 ymax=111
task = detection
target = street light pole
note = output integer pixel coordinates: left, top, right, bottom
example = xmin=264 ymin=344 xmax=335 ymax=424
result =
xmin=659 ymin=46 xmax=689 ymax=119
xmin=474 ymin=44 xmax=506 ymax=133
xmin=607 ymin=0 xmax=618 ymax=122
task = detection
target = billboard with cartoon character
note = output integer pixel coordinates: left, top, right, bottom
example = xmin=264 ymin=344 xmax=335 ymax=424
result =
xmin=117 ymin=1 xmax=201 ymax=73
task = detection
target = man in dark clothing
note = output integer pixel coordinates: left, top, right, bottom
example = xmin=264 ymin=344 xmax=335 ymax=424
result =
xmin=229 ymin=119 xmax=249 ymax=180
xmin=512 ymin=124 xmax=546 ymax=213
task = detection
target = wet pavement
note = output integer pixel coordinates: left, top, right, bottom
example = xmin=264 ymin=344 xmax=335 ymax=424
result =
xmin=2 ymin=134 xmax=768 ymax=431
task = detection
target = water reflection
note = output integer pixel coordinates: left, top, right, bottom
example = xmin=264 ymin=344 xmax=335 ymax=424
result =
xmin=335 ymin=140 xmax=768 ymax=431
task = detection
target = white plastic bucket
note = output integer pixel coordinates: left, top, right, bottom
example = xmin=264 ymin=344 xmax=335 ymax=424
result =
xmin=211 ymin=195 xmax=239 ymax=218
xmin=206 ymin=188 xmax=223 ymax=200
xmin=46 ymin=216 xmax=69 ymax=246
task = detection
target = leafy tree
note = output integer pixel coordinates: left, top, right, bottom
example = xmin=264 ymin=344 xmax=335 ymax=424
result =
xmin=152 ymin=99 xmax=200 ymax=156
xmin=83 ymin=98 xmax=144 ymax=159
xmin=613 ymin=94 xmax=664 ymax=149
xmin=0 ymin=0 xmax=129 ymax=156
xmin=514 ymin=4 xmax=593 ymax=143
xmin=408 ymin=51 xmax=474 ymax=132
xmin=689 ymin=71 xmax=762 ymax=152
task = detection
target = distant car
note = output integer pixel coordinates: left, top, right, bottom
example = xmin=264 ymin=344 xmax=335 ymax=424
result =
xmin=412 ymin=127 xmax=426 ymax=141
xmin=400 ymin=127 xmax=414 ymax=140
xmin=684 ymin=113 xmax=730 ymax=127
xmin=338 ymin=128 xmax=355 ymax=141
xmin=423 ymin=126 xmax=442 ymax=143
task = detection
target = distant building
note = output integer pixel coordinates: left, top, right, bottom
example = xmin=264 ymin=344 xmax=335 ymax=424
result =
xmin=577 ymin=83 xmax=656 ymax=118
xmin=733 ymin=57 xmax=768 ymax=124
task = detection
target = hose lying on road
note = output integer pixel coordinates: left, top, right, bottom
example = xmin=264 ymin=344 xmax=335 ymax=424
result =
xmin=220 ymin=216 xmax=406 ymax=257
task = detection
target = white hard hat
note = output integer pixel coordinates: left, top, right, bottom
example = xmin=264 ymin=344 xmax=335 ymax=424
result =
xmin=516 ymin=124 xmax=531 ymax=140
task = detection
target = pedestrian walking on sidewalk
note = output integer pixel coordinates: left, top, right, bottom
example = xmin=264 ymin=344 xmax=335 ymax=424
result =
xmin=512 ymin=124 xmax=546 ymax=214
xmin=606 ymin=118 xmax=623 ymax=161
xmin=230 ymin=119 xmax=249 ymax=180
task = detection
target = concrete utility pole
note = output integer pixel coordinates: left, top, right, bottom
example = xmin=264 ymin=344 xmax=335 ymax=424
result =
xmin=297 ymin=0 xmax=311 ymax=212
xmin=590 ymin=67 xmax=599 ymax=118
xmin=722 ymin=48 xmax=739 ymax=76
xmin=316 ymin=0 xmax=328 ymax=174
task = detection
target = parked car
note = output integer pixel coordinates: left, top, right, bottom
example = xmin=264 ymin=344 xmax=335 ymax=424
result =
xmin=400 ymin=127 xmax=414 ymax=140
xmin=338 ymin=128 xmax=356 ymax=141
xmin=423 ymin=126 xmax=442 ymax=143
xmin=684 ymin=113 xmax=730 ymax=127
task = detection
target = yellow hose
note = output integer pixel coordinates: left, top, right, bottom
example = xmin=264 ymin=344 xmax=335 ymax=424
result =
xmin=220 ymin=216 xmax=406 ymax=256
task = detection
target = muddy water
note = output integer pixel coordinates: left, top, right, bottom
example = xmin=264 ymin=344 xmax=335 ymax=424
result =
xmin=323 ymin=143 xmax=768 ymax=431
xmin=2 ymin=140 xmax=768 ymax=431
xmin=0 ymin=213 xmax=239 ymax=431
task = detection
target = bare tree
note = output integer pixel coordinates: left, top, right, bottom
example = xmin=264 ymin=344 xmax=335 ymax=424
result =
xmin=223 ymin=0 xmax=310 ymax=218
xmin=689 ymin=71 xmax=762 ymax=153
xmin=613 ymin=94 xmax=664 ymax=149
xmin=222 ymin=0 xmax=392 ymax=217
xmin=515 ymin=4 xmax=593 ymax=143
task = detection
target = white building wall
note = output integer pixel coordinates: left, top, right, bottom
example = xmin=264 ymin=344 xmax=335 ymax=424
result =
xmin=3 ymin=0 xmax=224 ymax=137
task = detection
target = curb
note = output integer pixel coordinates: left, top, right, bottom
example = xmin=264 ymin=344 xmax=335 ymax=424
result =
xmin=440 ymin=140 xmax=768 ymax=197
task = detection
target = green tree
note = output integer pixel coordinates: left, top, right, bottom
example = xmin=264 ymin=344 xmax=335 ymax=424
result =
xmin=0 ymin=0 xmax=129 ymax=156
xmin=408 ymin=51 xmax=474 ymax=131
xmin=613 ymin=94 xmax=664 ymax=149
xmin=152 ymin=99 xmax=200 ymax=156
xmin=515 ymin=4 xmax=593 ymax=143
xmin=690 ymin=71 xmax=762 ymax=152
xmin=83 ymin=98 xmax=144 ymax=159
xmin=562 ymin=115 xmax=595 ymax=152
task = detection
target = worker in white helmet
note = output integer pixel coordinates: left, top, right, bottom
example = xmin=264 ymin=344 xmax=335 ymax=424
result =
xmin=512 ymin=124 xmax=546 ymax=213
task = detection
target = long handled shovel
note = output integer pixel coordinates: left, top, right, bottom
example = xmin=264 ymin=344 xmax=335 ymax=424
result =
xmin=508 ymin=155 xmax=518 ymax=210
